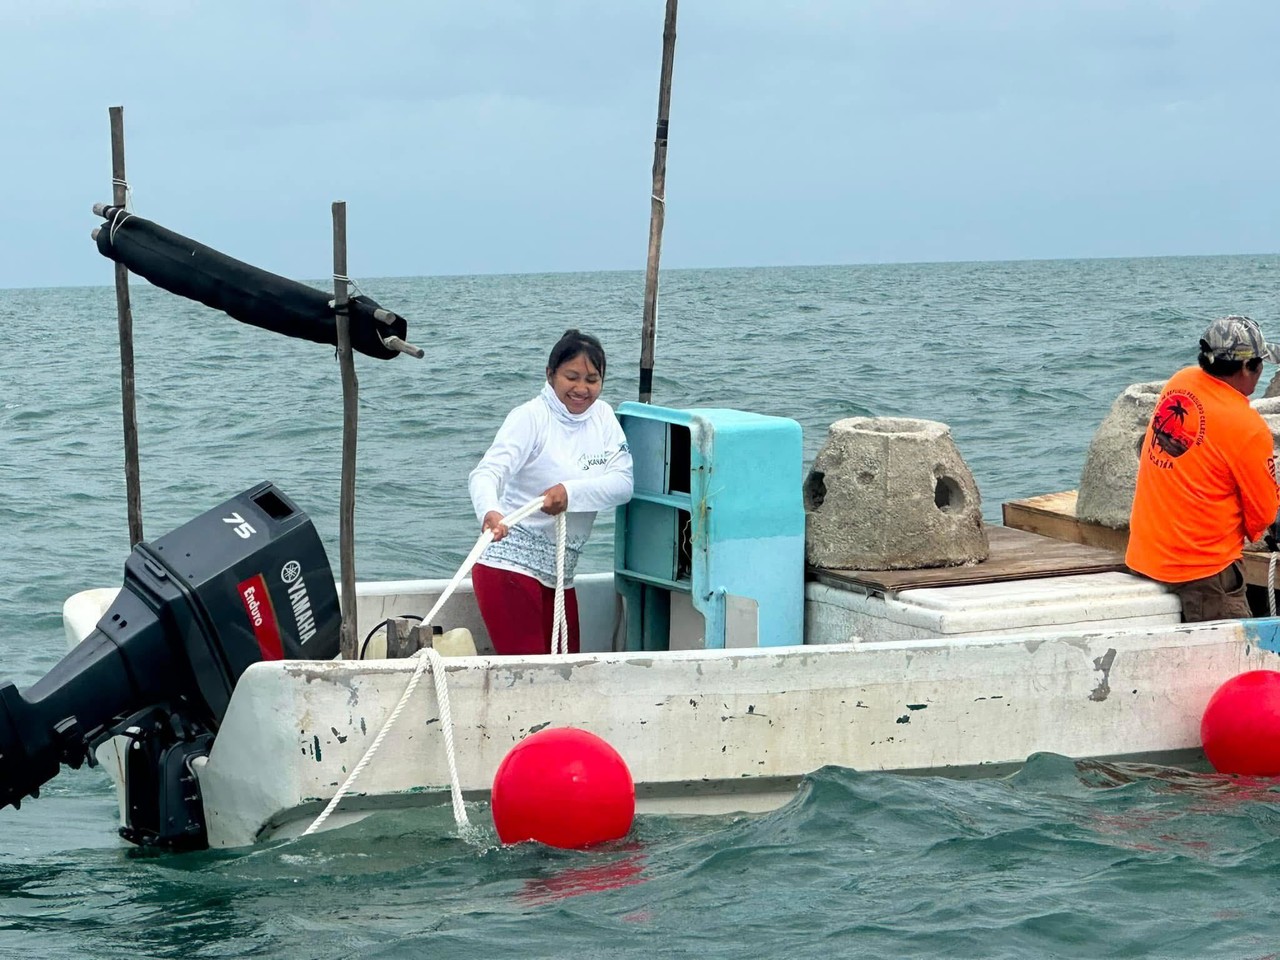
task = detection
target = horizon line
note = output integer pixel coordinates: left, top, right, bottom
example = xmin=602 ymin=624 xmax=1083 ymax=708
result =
xmin=2 ymin=249 xmax=1276 ymax=294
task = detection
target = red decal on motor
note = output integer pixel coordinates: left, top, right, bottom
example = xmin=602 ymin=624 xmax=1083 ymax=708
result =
xmin=238 ymin=574 xmax=283 ymax=660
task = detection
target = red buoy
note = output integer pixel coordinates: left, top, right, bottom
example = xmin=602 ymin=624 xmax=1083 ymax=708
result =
xmin=1201 ymin=670 xmax=1280 ymax=775
xmin=491 ymin=727 xmax=635 ymax=848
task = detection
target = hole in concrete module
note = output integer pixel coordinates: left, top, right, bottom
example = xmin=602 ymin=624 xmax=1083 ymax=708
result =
xmin=934 ymin=475 xmax=964 ymax=512
xmin=804 ymin=471 xmax=826 ymax=510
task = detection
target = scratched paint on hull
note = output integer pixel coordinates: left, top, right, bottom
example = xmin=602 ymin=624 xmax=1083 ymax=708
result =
xmin=1245 ymin=617 xmax=1280 ymax=656
xmin=1090 ymin=649 xmax=1117 ymax=701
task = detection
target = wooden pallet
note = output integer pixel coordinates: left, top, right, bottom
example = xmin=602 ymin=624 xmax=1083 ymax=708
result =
xmin=809 ymin=523 xmax=1127 ymax=595
xmin=1002 ymin=489 xmax=1279 ymax=590
xmin=811 ymin=491 xmax=1280 ymax=596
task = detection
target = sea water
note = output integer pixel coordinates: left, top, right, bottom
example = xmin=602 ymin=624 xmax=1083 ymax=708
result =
xmin=0 ymin=256 xmax=1278 ymax=958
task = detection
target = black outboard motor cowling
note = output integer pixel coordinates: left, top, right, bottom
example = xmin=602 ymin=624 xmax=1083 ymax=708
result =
xmin=0 ymin=482 xmax=340 ymax=848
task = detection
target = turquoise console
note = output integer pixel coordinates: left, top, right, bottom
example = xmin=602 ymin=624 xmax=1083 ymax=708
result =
xmin=613 ymin=403 xmax=805 ymax=650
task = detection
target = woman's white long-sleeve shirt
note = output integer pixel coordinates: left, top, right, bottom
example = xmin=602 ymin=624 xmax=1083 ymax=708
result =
xmin=468 ymin=383 xmax=633 ymax=586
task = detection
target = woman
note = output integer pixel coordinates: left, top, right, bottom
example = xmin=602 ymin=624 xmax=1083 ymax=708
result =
xmin=468 ymin=329 xmax=634 ymax=655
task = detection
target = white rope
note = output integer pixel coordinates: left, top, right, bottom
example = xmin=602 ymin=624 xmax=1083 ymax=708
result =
xmin=332 ymin=273 xmax=368 ymax=299
xmin=111 ymin=177 xmax=134 ymax=212
xmin=1270 ymin=458 xmax=1280 ymax=617
xmin=108 ymin=178 xmax=135 ymax=244
xmin=1270 ymin=553 xmax=1277 ymax=618
xmin=108 ymin=207 xmax=133 ymax=244
xmin=302 ymin=495 xmax=567 ymax=838
xmin=549 ymin=514 xmax=569 ymax=654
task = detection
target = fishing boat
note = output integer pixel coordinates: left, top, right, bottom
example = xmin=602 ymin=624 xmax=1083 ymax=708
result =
xmin=39 ymin=375 xmax=1280 ymax=854
xmin=6 ymin=203 xmax=1277 ymax=850
xmin=7 ymin=185 xmax=1280 ymax=854
xmin=53 ymin=515 xmax=1280 ymax=850
xmin=6 ymin=15 xmax=1278 ymax=850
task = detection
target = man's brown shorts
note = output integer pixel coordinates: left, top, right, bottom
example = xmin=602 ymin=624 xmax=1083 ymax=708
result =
xmin=1169 ymin=559 xmax=1250 ymax=623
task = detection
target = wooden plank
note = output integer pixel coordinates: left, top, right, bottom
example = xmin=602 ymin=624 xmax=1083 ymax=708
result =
xmin=813 ymin=489 xmax=1280 ymax=596
xmin=809 ymin=524 xmax=1127 ymax=594
xmin=1004 ymin=489 xmax=1280 ymax=592
xmin=1001 ymin=490 xmax=1129 ymax=554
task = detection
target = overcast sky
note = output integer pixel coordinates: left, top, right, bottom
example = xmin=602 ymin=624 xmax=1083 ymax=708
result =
xmin=3 ymin=0 xmax=1278 ymax=288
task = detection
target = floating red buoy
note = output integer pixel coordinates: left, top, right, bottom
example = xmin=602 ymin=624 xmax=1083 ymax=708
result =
xmin=491 ymin=727 xmax=635 ymax=848
xmin=1201 ymin=670 xmax=1280 ymax=775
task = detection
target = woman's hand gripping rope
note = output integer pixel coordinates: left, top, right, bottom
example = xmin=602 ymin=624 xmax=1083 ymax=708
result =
xmin=483 ymin=485 xmax=565 ymax=542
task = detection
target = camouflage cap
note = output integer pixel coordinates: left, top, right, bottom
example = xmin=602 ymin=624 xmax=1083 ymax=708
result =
xmin=1199 ymin=315 xmax=1280 ymax=363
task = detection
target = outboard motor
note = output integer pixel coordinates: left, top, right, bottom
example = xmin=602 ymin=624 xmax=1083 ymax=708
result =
xmin=0 ymin=482 xmax=340 ymax=849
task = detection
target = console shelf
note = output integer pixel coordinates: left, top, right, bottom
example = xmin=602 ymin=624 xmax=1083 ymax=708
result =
xmin=613 ymin=403 xmax=805 ymax=650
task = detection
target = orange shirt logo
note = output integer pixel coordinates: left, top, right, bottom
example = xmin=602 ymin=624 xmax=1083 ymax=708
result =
xmin=1150 ymin=390 xmax=1205 ymax=460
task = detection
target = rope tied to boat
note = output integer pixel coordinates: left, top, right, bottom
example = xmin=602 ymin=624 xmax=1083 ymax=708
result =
xmin=1269 ymin=553 xmax=1276 ymax=618
xmin=301 ymin=496 xmax=568 ymax=839
xmin=550 ymin=515 xmax=570 ymax=655
xmin=111 ymin=177 xmax=134 ymax=212
xmin=331 ymin=273 xmax=367 ymax=298
xmin=108 ymin=178 xmax=135 ymax=244
xmin=1270 ymin=456 xmax=1279 ymax=617
xmin=108 ymin=207 xmax=133 ymax=245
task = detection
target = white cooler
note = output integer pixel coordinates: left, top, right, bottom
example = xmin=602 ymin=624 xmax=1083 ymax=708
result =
xmin=805 ymin=571 xmax=1183 ymax=644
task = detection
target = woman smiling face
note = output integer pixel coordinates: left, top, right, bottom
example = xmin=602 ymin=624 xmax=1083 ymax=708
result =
xmin=547 ymin=352 xmax=603 ymax=415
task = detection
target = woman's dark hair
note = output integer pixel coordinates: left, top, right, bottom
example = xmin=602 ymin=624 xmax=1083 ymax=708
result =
xmin=547 ymin=328 xmax=606 ymax=379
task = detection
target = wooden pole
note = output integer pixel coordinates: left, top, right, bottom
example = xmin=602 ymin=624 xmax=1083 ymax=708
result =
xmin=109 ymin=106 xmax=144 ymax=545
xmin=332 ymin=202 xmax=359 ymax=660
xmin=638 ymin=0 xmax=678 ymax=404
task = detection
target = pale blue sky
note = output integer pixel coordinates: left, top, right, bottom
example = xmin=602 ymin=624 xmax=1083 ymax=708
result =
xmin=3 ymin=0 xmax=1278 ymax=288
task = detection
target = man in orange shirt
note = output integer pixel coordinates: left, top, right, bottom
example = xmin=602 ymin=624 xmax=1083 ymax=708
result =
xmin=1127 ymin=315 xmax=1280 ymax=621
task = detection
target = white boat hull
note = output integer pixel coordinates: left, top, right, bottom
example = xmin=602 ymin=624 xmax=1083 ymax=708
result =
xmin=63 ymin=574 xmax=1280 ymax=848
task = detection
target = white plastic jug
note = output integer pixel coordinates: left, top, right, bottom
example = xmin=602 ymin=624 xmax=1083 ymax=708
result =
xmin=433 ymin=627 xmax=477 ymax=657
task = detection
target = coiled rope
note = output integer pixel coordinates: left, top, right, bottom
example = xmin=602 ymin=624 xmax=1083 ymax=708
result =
xmin=302 ymin=496 xmax=567 ymax=837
